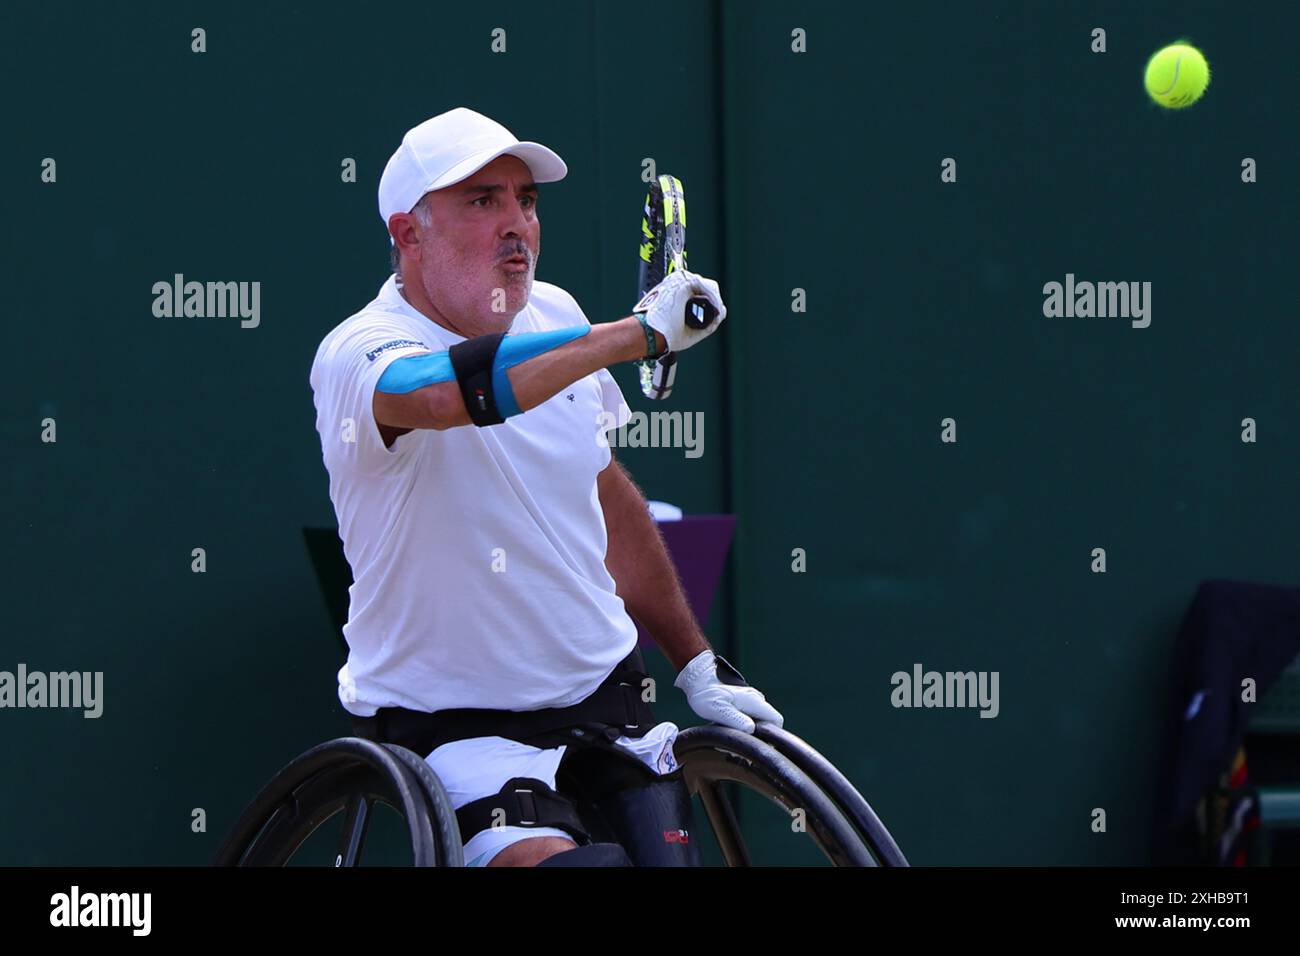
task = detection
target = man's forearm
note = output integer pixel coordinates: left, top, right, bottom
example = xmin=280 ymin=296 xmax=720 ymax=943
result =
xmin=598 ymin=461 xmax=710 ymax=673
xmin=507 ymin=317 xmax=659 ymax=414
xmin=380 ymin=317 xmax=662 ymax=431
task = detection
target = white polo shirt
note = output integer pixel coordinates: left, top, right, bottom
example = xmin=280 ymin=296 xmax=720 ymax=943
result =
xmin=309 ymin=274 xmax=637 ymax=717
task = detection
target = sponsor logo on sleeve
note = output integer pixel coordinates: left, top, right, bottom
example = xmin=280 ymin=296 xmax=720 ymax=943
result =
xmin=365 ymin=339 xmax=426 ymax=362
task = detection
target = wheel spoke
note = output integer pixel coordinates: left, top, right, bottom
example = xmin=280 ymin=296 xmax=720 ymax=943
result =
xmin=696 ymin=781 xmax=750 ymax=866
xmin=334 ymin=795 xmax=373 ymax=867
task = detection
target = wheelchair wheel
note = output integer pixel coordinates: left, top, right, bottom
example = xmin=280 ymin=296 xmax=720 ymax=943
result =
xmin=214 ymin=738 xmax=463 ymax=867
xmin=753 ymin=723 xmax=908 ymax=866
xmin=674 ymin=723 xmax=907 ymax=867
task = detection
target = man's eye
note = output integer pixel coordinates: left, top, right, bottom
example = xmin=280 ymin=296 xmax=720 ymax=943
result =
xmin=470 ymin=195 xmax=535 ymax=209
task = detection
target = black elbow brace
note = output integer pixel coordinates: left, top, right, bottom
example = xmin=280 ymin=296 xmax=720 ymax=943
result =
xmin=448 ymin=333 xmax=507 ymax=427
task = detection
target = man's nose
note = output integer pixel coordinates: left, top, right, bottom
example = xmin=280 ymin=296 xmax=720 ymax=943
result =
xmin=499 ymin=197 xmax=531 ymax=236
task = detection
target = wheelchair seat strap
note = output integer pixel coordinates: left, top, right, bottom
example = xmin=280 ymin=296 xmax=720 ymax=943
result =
xmin=454 ymin=776 xmax=591 ymax=845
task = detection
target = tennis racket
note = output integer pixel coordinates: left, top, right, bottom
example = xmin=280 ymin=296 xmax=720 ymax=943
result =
xmin=635 ymin=174 xmax=719 ymax=400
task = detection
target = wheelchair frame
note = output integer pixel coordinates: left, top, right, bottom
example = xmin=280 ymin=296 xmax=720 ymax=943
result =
xmin=214 ymin=722 xmax=907 ymax=867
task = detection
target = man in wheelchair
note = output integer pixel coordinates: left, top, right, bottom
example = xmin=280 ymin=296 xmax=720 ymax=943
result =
xmin=309 ymin=107 xmax=783 ymax=867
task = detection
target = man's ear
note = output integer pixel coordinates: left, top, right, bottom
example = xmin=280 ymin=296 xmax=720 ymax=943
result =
xmin=388 ymin=212 xmax=419 ymax=260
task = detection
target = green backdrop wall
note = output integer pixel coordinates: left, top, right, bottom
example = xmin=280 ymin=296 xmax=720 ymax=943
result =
xmin=4 ymin=0 xmax=1296 ymax=865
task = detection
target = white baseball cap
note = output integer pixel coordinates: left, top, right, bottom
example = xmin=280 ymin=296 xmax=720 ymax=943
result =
xmin=377 ymin=107 xmax=568 ymax=241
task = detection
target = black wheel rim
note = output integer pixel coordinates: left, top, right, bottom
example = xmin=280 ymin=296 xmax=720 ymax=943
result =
xmin=214 ymin=738 xmax=461 ymax=867
xmin=675 ymin=726 xmax=878 ymax=867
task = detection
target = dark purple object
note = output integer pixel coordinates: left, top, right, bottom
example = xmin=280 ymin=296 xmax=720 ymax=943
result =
xmin=634 ymin=514 xmax=736 ymax=648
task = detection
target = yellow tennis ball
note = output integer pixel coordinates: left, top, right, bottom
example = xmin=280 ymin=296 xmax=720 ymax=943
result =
xmin=1144 ymin=43 xmax=1210 ymax=108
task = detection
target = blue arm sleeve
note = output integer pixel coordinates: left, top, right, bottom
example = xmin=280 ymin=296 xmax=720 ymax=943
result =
xmin=376 ymin=325 xmax=592 ymax=420
xmin=489 ymin=325 xmax=590 ymax=418
xmin=375 ymin=350 xmax=455 ymax=393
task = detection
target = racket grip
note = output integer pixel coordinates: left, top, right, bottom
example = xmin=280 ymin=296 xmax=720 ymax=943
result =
xmin=685 ymin=296 xmax=718 ymax=330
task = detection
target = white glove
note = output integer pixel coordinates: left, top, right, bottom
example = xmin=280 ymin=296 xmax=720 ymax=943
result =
xmin=633 ymin=269 xmax=727 ymax=355
xmin=674 ymin=649 xmax=784 ymax=735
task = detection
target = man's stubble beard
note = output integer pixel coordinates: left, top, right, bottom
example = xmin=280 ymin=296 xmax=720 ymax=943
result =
xmin=497 ymin=258 xmax=535 ymax=323
xmin=418 ymin=242 xmax=537 ymax=332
